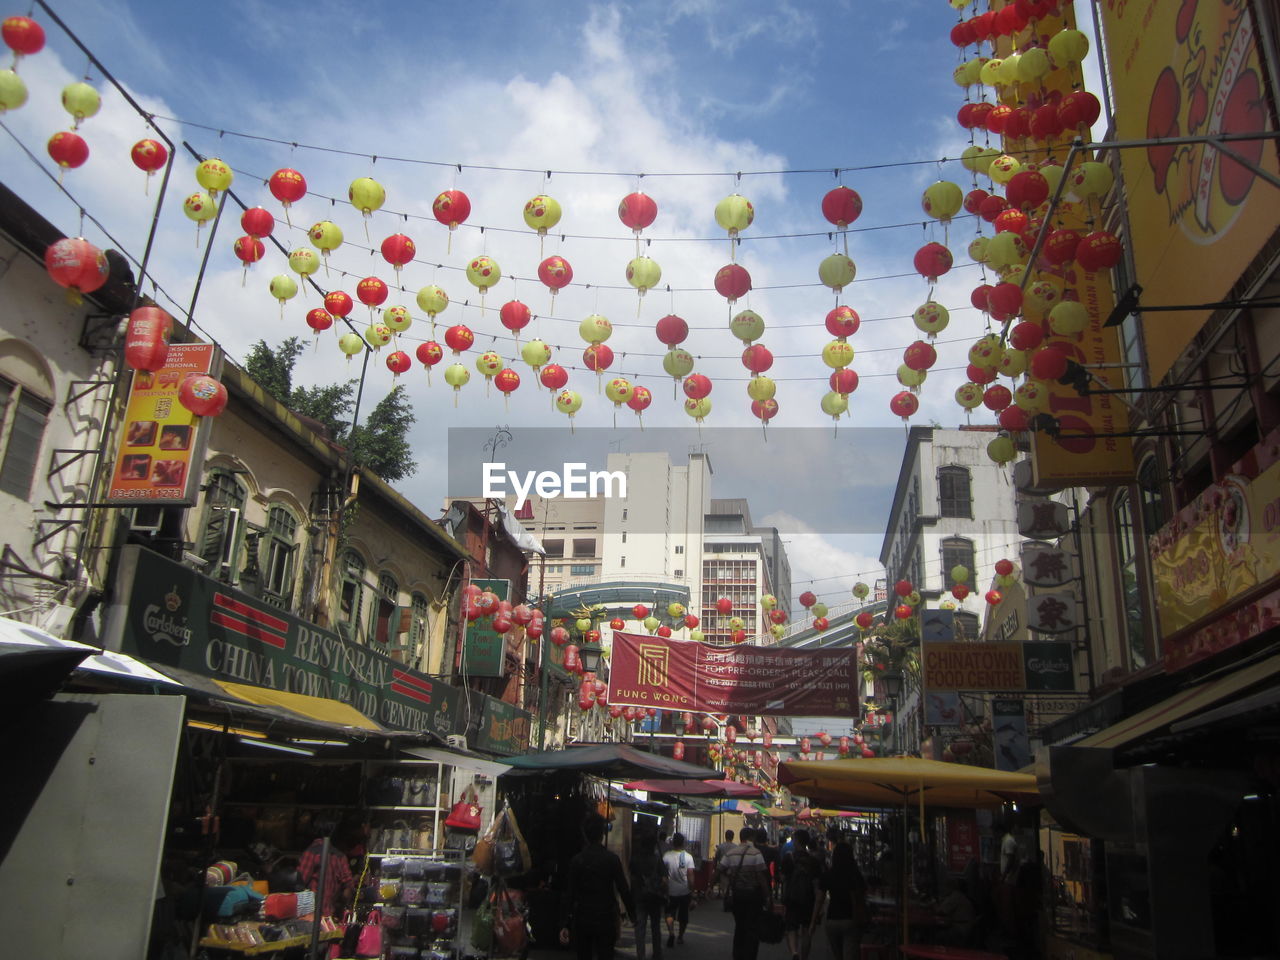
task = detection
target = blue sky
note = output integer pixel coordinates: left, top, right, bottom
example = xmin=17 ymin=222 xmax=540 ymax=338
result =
xmin=0 ymin=0 xmax=1097 ymax=607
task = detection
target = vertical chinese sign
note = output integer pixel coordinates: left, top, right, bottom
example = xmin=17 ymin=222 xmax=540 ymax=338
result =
xmin=106 ymin=343 xmax=219 ymax=505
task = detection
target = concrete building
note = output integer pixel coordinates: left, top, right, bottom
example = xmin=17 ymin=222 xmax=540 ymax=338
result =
xmin=701 ymin=498 xmax=790 ymax=644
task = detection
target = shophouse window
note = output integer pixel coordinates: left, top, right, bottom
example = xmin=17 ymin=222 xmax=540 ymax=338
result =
xmin=621 ymin=532 xmax=626 ymax=543
xmin=941 ymin=537 xmax=976 ymax=589
xmin=544 ymin=539 xmax=565 ymax=557
xmin=338 ymin=549 xmax=367 ymax=641
xmin=1113 ymin=492 xmax=1148 ymax=668
xmin=938 ymin=466 xmax=972 ymax=518
xmin=570 ymin=564 xmax=595 ymax=576
xmin=0 ymin=375 xmax=51 ymax=499
xmin=572 ymin=538 xmax=595 ymax=558
xmin=674 ymin=568 xmax=683 ymax=578
xmin=199 ymin=471 xmax=247 ymax=581
xmin=369 ymin=571 xmax=399 ymax=646
xmin=675 ymin=545 xmax=683 ymax=554
xmin=409 ymin=591 xmax=430 ymax=658
xmin=1137 ymin=456 xmax=1169 ymax=538
xmin=261 ymin=504 xmax=299 ymax=609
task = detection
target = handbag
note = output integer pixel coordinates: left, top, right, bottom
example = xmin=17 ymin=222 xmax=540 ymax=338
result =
xmin=756 ymin=908 xmax=785 ymax=945
xmin=355 ymin=910 xmax=384 ymax=958
xmin=470 ymin=897 xmax=494 ymax=952
xmin=493 ymin=889 xmax=528 ymax=956
xmin=444 ymin=786 xmax=482 ymax=831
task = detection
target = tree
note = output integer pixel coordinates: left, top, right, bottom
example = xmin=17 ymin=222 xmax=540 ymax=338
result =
xmin=240 ymin=338 xmax=416 ymax=483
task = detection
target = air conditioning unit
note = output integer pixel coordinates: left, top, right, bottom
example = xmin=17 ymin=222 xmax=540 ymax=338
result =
xmin=445 ymin=734 xmax=468 ymax=750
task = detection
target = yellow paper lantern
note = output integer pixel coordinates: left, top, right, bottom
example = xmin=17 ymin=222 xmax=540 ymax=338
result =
xmin=556 ymin=389 xmax=583 ymax=416
xmin=952 ymin=58 xmax=986 ymax=87
xmin=626 ymin=256 xmax=662 ymax=296
xmin=1026 ymin=276 xmax=1065 ymax=311
xmin=663 ymin=349 xmax=694 ymax=380
xmin=955 ymin=382 xmax=984 ymax=410
xmin=986 ymin=231 xmax=1029 ymax=270
xmin=1014 ymin=379 xmax=1050 ymax=413
xmin=822 ymin=339 xmax=855 ymax=370
xmin=466 ymin=256 xmax=501 ymax=294
xmin=714 ymin=194 xmax=754 ymax=237
xmin=922 ymin=181 xmax=963 ymax=222
xmin=476 ymin=350 xmax=503 ymax=378
xmin=61 ymin=81 xmax=100 ymax=127
xmin=523 ymin=194 xmax=562 ymax=235
xmin=364 ymin=323 xmax=393 ymax=349
xmin=988 ymin=435 xmax=1018 ymax=464
xmin=288 ymin=247 xmax=319 ymax=279
xmin=349 ymin=177 xmax=386 ymax=218
xmin=979 ymin=58 xmax=1005 ymax=88
xmin=988 ymin=154 xmax=1023 ymax=185
xmin=1069 ymin=161 xmax=1114 ymax=201
xmin=968 ymin=334 xmax=1004 ymax=369
xmin=416 ymin=285 xmax=448 ymax=321
xmin=1049 ymin=300 xmax=1089 ymax=336
xmin=684 ymin=396 xmax=712 ymax=423
xmin=338 ymin=332 xmax=365 ymax=357
xmin=820 ymin=391 xmax=848 ymax=420
xmin=996 ymin=53 xmax=1021 ymax=87
xmin=998 ymin=349 xmax=1028 ymax=379
xmin=897 ymin=364 xmax=926 ymax=389
xmin=747 ymin=375 xmax=775 ymax=402
xmin=605 ymin=377 xmax=633 ymax=407
xmin=183 ymin=192 xmax=217 ymax=223
xmin=269 ymin=274 xmax=298 ymax=304
xmin=818 ymin=253 xmax=857 ymax=292
xmin=769 ymin=624 xmax=786 ymax=640
xmin=967 ymin=235 xmax=990 ymax=264
xmin=580 ymin=314 xmax=613 ymax=344
xmin=1048 ymin=28 xmax=1090 ymax=66
xmin=309 ymin=220 xmax=344 ymax=254
xmin=383 ymin=305 xmax=412 ymax=333
xmin=1017 ymin=47 xmax=1051 ymax=83
xmin=761 ymin=594 xmax=777 ymax=611
xmin=444 ymin=363 xmax=470 ymax=405
xmin=731 ymin=310 xmax=765 ymax=344
xmin=521 ymin=339 xmax=552 ymax=371
xmin=913 ymin=301 xmax=950 ymax=337
xmin=195 ymin=157 xmax=232 ymax=196
xmin=0 ymin=69 xmax=28 ymax=111
xmin=951 ymin=565 xmax=970 ymax=583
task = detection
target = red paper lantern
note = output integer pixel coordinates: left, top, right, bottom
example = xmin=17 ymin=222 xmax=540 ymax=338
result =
xmin=269 ymin=168 xmax=307 ymax=208
xmin=44 ymin=237 xmax=108 ymax=300
xmin=1006 ymin=170 xmax=1050 ymax=210
xmin=432 ymin=190 xmax=471 ymax=230
xmin=821 ymin=186 xmax=863 ymax=228
xmin=47 ymin=131 xmax=89 ymax=170
xmin=655 ymin=314 xmax=688 ymax=346
xmin=951 ymin=583 xmax=970 ymax=601
xmin=826 ymin=305 xmax=860 ymax=339
xmin=235 ymin=207 xmax=273 ymax=240
xmin=324 ymin=290 xmax=353 ymax=318
xmin=985 ymin=104 xmax=1013 ymax=134
xmin=385 ymin=350 xmax=411 ymax=377
xmin=751 ymin=398 xmax=779 ymax=422
xmin=2 ymin=16 xmax=46 ymax=56
xmin=983 ymin=384 xmax=1013 ymax=411
xmin=609 ymin=618 xmax=626 ymax=631
xmin=971 ymin=284 xmax=995 ymax=313
xmin=684 ymin=614 xmax=699 ymax=629
xmin=380 ymin=234 xmax=416 ymax=273
xmin=564 ymin=646 xmax=582 ymax=674
xmin=988 ymin=283 xmax=1024 ymax=320
xmin=124 ymin=306 xmax=173 ymax=371
xmin=999 ymin=406 xmax=1031 ymax=431
xmin=800 ymin=737 xmax=812 ymax=754
xmin=701 ymin=715 xmax=717 ymax=732
xmin=1004 ymin=107 xmax=1033 ymax=140
xmin=584 ymin=343 xmax=614 ymax=373
xmin=1030 ymin=346 xmax=1069 ymax=381
xmin=742 ymin=344 xmax=774 ymax=373
xmin=550 ymin=625 xmax=570 ymax=646
xmin=715 ymin=597 xmax=733 ymax=615
xmin=416 ymin=341 xmax=443 ymax=367
xmin=829 ymin=368 xmax=859 ymax=395
xmin=799 ymin=591 xmax=816 ymax=609
xmin=985 ymin=590 xmax=1004 ymax=606
xmin=768 ymin=609 xmax=787 ymax=626
xmin=619 ymin=192 xmax=658 ymax=232
xmin=895 ymin=604 xmax=913 ymax=620
xmin=684 ymin=373 xmax=712 ymax=400
xmin=903 ymin=340 xmax=937 ymax=372
xmin=714 ymin=263 xmax=752 ymax=302
xmin=539 ymin=364 xmax=568 ymax=391
xmin=994 ymin=208 xmax=1029 ymax=235
xmin=813 ymin=617 xmax=829 ymax=632
xmin=1043 ymin=228 xmax=1082 ymax=265
xmin=964 ymin=188 xmax=990 ymax=215
xmin=628 ymin=386 xmax=653 ymax=416
xmin=672 ymin=741 xmax=685 ymax=761
xmin=537 ymin=255 xmax=573 ymax=293
xmin=1075 ymin=231 xmax=1124 ymax=272
xmin=633 ymin=603 xmax=650 ymax=620
xmin=233 ymin=235 xmax=264 ymax=268
xmin=979 ymin=195 xmax=1008 ymax=222
xmin=306 ymin=308 xmax=334 ymax=334
xmin=178 ymin=373 xmax=228 ymax=417
xmin=994 ymin=558 xmax=1015 ymax=576
xmin=950 ymin=22 xmax=975 ymax=46
xmin=657 ymin=625 xmax=672 ymax=638
xmin=956 ymin=102 xmax=981 ymax=129
xmin=1058 ymin=91 xmax=1102 ymax=130
xmin=967 ymin=363 xmax=997 ymax=385
xmin=855 ymin=611 xmax=874 ymax=629
xmin=1009 ymin=321 xmax=1045 ymax=351
xmin=1030 ymin=104 xmax=1065 ymax=140
xmin=444 ymin=325 xmax=474 ymax=354
xmin=890 ymin=390 xmax=919 ymax=419
xmin=912 ymin=242 xmax=952 ymax=283
xmin=500 ymin=300 xmax=532 ymax=335
xmin=895 ymin=579 xmax=913 ymax=597
xmin=356 ymin=277 xmax=388 ymax=308
xmin=492 ymin=615 xmax=513 ymax=635
xmin=130 ymin=139 xmax=169 ymax=178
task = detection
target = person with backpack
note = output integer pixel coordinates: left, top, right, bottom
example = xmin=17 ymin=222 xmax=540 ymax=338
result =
xmin=812 ymin=840 xmax=868 ymax=960
xmin=719 ymin=827 xmax=774 ymax=960
xmin=662 ymin=832 xmax=694 ymax=946
xmin=561 ymin=813 xmax=636 ymax=960
xmin=629 ymin=828 xmax=667 ymax=960
xmin=782 ymin=830 xmax=822 ymax=960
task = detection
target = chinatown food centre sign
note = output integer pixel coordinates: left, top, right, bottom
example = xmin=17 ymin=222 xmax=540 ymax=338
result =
xmin=608 ymin=632 xmax=858 ymax=716
xmin=109 ymin=545 xmax=462 ymax=738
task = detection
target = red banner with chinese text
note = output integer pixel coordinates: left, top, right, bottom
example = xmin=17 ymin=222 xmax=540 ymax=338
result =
xmin=608 ymin=632 xmax=858 ymax=717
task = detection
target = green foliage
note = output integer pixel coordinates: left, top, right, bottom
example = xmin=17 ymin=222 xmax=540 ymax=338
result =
xmin=240 ymin=339 xmax=416 ymax=483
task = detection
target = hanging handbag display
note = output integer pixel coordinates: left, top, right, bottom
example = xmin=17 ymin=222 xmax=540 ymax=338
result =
xmin=444 ymin=785 xmax=483 ymax=831
xmin=355 ymin=909 xmax=384 ymax=958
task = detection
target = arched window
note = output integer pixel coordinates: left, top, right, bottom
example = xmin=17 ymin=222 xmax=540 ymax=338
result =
xmin=198 ymin=471 xmax=247 ymax=581
xmin=938 ymin=466 xmax=972 ymax=518
xmin=941 ymin=537 xmax=976 ymax=589
xmin=0 ymin=340 xmax=55 ymax=500
xmin=1113 ymin=491 xmax=1148 ymax=669
xmin=368 ymin=571 xmax=400 ymax=646
xmin=262 ymin=504 xmax=300 ymax=609
xmin=338 ymin=550 xmax=366 ymax=642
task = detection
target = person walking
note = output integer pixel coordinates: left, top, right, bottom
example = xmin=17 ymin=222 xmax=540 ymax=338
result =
xmin=662 ymin=832 xmax=694 ymax=946
xmin=719 ymin=827 xmax=773 ymax=960
xmin=812 ymin=840 xmax=867 ymax=960
xmin=561 ymin=813 xmax=636 ymax=960
xmin=714 ymin=830 xmax=736 ymax=898
xmin=782 ymin=830 xmax=822 ymax=960
xmin=629 ymin=829 xmax=667 ymax=960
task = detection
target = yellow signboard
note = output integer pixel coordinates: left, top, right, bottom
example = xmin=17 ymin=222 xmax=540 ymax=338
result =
xmin=923 ymin=643 xmax=1024 ymax=692
xmin=1098 ymin=0 xmax=1280 ymax=383
xmin=1150 ymin=427 xmax=1280 ymax=647
xmin=106 ymin=343 xmax=218 ymax=505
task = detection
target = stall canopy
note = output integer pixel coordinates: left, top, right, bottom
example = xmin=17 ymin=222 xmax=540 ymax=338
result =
xmin=623 ymin=778 xmax=764 ymax=798
xmin=0 ymin=616 xmax=182 ymax=688
xmin=503 ymin=742 xmax=722 ymax=780
xmin=778 ymin=757 xmax=1039 ymax=809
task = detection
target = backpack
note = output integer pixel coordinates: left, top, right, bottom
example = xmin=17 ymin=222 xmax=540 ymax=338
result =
xmin=729 ymin=848 xmax=761 ymax=896
xmin=644 ymin=859 xmax=670 ymax=902
xmin=783 ymin=853 xmax=817 ymax=906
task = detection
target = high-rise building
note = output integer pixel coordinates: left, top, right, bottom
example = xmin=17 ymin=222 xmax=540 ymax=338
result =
xmin=701 ymin=499 xmax=791 ymax=644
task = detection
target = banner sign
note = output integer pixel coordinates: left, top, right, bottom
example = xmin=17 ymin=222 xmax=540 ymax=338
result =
xmin=993 ymin=699 xmax=1030 ymax=772
xmin=113 ymin=545 xmax=462 ymax=738
xmin=925 ymin=690 xmax=963 ymax=726
xmin=1152 ymin=428 xmax=1280 ymax=669
xmin=1098 ymin=0 xmax=1279 ymax=384
xmin=607 ymin=632 xmax=857 ymax=716
xmin=924 ymin=641 xmax=1075 ymax=692
xmin=1026 ymin=588 xmax=1081 ymax=635
xmin=106 ymin=343 xmax=218 ymax=505
xmin=921 ymin=609 xmax=955 ymax=643
xmin=462 ymin=579 xmax=510 ymax=677
xmin=474 ymin=696 xmax=532 ymax=756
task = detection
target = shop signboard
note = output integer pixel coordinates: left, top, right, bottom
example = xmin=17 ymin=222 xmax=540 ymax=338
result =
xmin=921 ymin=609 xmax=955 ymax=643
xmin=1017 ymin=500 xmax=1071 ymax=540
xmin=1097 ymin=0 xmax=1279 ymax=384
xmin=1021 ymin=541 xmax=1075 ymax=588
xmin=1026 ymin=588 xmax=1080 ymax=635
xmin=923 ymin=641 xmax=1075 ymax=692
xmin=1151 ymin=427 xmax=1280 ymax=669
xmin=925 ymin=690 xmax=962 ymax=726
xmin=993 ymin=699 xmax=1030 ymax=772
xmin=462 ymin=579 xmax=510 ymax=677
xmin=112 ymin=545 xmax=462 ymax=738
xmin=608 ymin=632 xmax=857 ymax=716
xmin=474 ymin=696 xmax=532 ymax=756
xmin=105 ymin=343 xmax=219 ymax=505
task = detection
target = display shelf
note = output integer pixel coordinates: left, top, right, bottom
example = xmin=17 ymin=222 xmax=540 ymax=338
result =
xmin=198 ymin=930 xmax=341 ymax=955
xmin=220 ymin=801 xmax=355 ymax=810
xmin=367 ymin=805 xmax=444 ymax=811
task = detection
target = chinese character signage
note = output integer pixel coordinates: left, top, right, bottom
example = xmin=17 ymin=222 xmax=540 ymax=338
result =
xmin=1026 ymin=588 xmax=1080 ymax=635
xmin=1021 ymin=541 xmax=1075 ymax=588
xmin=473 ymin=696 xmax=532 ymax=756
xmin=1151 ymin=427 xmax=1280 ymax=670
xmin=106 ymin=343 xmax=219 ymax=505
xmin=462 ymin=578 xmax=510 ymax=677
xmin=1017 ymin=500 xmax=1071 ymax=539
xmin=111 ymin=545 xmax=463 ymax=738
xmin=608 ymin=632 xmax=857 ymax=716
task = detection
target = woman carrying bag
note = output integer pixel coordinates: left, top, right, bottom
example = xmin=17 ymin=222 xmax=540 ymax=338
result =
xmin=811 ymin=840 xmax=868 ymax=960
xmin=629 ymin=828 xmax=667 ymax=960
xmin=719 ymin=827 xmax=773 ymax=960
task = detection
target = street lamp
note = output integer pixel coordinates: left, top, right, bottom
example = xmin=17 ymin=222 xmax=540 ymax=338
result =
xmin=580 ymin=642 xmax=603 ymax=674
xmin=882 ymin=669 xmax=903 ymax=756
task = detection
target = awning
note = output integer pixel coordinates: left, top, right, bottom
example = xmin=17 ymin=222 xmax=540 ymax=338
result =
xmin=213 ymin=680 xmax=383 ymax=731
xmin=0 ymin=616 xmax=181 ymax=687
xmin=777 ymin=756 xmax=1038 ymax=809
xmin=623 ymin=778 xmax=765 ymax=798
xmin=1075 ymin=652 xmax=1280 ymax=750
xmin=401 ymin=745 xmax=512 ymax=779
xmin=503 ymin=742 xmax=722 ymax=781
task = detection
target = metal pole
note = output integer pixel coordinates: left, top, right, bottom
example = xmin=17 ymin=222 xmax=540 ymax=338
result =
xmin=307 ymin=838 xmax=331 ymax=960
xmin=537 ymin=638 xmax=548 ymax=751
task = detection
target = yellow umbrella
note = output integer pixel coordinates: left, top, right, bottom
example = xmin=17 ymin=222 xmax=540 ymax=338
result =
xmin=777 ymin=756 xmax=1037 ymax=809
